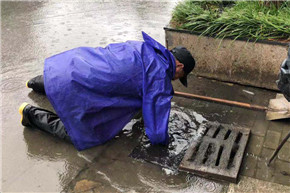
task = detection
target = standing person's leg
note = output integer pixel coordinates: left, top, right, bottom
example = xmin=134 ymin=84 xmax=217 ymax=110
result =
xmin=19 ymin=103 xmax=71 ymax=142
xmin=26 ymin=75 xmax=46 ymax=94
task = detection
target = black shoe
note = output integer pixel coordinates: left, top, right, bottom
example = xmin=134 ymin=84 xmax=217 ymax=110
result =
xmin=26 ymin=75 xmax=46 ymax=94
xmin=19 ymin=103 xmax=32 ymax=127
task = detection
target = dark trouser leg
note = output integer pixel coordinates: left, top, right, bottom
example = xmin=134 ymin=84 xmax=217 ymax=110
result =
xmin=26 ymin=105 xmax=71 ymax=142
xmin=27 ymin=75 xmax=46 ymax=94
xmin=133 ymin=109 xmax=142 ymax=119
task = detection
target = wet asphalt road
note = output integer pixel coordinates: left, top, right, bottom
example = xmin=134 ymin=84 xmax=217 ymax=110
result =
xmin=1 ymin=1 xmax=228 ymax=192
xmin=2 ymin=1 xmax=288 ymax=193
xmin=2 ymin=1 xmax=225 ymax=192
xmin=1 ymin=1 xmax=182 ymax=191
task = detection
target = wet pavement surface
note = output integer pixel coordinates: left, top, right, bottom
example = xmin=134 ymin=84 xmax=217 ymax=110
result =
xmin=173 ymin=76 xmax=290 ymax=188
xmin=1 ymin=1 xmax=290 ymax=192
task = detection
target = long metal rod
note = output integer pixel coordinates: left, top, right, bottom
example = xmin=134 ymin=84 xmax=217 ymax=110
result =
xmin=174 ymin=91 xmax=268 ymax=111
xmin=267 ymin=131 xmax=290 ymax=166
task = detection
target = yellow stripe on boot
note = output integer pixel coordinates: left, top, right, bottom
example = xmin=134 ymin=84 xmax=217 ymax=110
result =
xmin=19 ymin=102 xmax=29 ymax=124
xmin=26 ymin=80 xmax=30 ymax=88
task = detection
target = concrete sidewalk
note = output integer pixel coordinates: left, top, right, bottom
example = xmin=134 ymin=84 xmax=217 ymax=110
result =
xmin=172 ymin=75 xmax=290 ymax=192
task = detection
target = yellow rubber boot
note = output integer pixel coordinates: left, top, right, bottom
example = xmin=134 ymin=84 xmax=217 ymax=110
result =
xmin=19 ymin=102 xmax=29 ymax=125
xmin=26 ymin=80 xmax=30 ymax=88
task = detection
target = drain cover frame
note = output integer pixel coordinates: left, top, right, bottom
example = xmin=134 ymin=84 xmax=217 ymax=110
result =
xmin=179 ymin=123 xmax=250 ymax=183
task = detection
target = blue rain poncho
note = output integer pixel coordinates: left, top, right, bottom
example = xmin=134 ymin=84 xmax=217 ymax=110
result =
xmin=44 ymin=32 xmax=176 ymax=150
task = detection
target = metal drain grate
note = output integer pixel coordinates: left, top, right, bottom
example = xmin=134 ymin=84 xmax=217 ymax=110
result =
xmin=179 ymin=123 xmax=250 ymax=183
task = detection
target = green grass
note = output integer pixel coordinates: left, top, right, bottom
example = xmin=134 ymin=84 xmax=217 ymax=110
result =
xmin=171 ymin=1 xmax=290 ymax=41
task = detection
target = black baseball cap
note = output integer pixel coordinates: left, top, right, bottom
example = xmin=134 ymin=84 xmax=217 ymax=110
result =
xmin=171 ymin=46 xmax=195 ymax=87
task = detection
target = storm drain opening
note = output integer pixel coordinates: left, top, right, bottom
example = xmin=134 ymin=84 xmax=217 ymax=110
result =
xmin=179 ymin=123 xmax=250 ymax=183
xmin=215 ymin=146 xmax=224 ymax=166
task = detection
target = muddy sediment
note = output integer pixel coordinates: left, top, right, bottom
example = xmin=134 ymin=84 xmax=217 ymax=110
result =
xmin=129 ymin=103 xmax=207 ymax=171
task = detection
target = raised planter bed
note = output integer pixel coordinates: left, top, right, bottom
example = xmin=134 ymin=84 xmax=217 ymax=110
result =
xmin=165 ymin=27 xmax=289 ymax=90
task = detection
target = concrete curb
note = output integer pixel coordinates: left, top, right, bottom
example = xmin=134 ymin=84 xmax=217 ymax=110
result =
xmin=165 ymin=27 xmax=290 ymax=91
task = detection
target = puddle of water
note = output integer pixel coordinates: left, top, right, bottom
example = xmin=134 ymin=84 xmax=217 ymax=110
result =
xmin=136 ymin=173 xmax=226 ymax=193
xmin=129 ymin=103 xmax=208 ymax=171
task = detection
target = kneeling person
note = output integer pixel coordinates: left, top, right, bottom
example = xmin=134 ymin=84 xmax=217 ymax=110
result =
xmin=19 ymin=32 xmax=195 ymax=151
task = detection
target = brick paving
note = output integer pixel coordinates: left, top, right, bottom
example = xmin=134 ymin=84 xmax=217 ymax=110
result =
xmin=172 ymin=75 xmax=290 ymax=186
xmin=263 ymin=130 xmax=281 ymax=149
